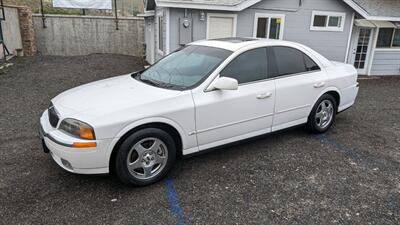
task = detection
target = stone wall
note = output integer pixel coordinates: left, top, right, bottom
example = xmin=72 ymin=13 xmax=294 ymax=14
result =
xmin=17 ymin=6 xmax=36 ymax=56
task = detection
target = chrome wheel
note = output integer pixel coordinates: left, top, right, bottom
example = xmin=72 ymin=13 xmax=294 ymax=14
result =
xmin=126 ymin=137 xmax=168 ymax=180
xmin=315 ymin=99 xmax=334 ymax=129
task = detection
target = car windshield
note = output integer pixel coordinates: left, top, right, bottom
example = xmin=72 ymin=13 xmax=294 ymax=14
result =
xmin=134 ymin=45 xmax=232 ymax=90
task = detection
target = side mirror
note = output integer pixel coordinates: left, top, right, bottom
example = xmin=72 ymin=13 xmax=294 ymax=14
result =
xmin=212 ymin=77 xmax=238 ymax=91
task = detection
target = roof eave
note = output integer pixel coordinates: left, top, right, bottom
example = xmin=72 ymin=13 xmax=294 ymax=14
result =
xmin=342 ymin=0 xmax=400 ymax=22
xmin=155 ymin=0 xmax=262 ymax=11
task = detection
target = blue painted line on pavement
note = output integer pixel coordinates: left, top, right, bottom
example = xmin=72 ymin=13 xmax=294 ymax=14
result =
xmin=315 ymin=134 xmax=362 ymax=162
xmin=164 ymin=178 xmax=185 ymax=225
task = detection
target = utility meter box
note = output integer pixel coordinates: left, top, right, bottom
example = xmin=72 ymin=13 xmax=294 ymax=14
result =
xmin=179 ymin=18 xmax=193 ymax=45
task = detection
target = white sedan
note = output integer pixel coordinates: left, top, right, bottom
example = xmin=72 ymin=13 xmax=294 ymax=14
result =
xmin=39 ymin=38 xmax=359 ymax=186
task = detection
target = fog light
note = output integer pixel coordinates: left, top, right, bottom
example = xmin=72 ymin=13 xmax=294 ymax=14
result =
xmin=61 ymin=158 xmax=73 ymax=170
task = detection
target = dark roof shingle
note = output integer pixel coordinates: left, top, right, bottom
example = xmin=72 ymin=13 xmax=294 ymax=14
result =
xmin=353 ymin=0 xmax=400 ymax=18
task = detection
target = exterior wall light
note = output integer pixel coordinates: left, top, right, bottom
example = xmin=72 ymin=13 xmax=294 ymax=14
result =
xmin=199 ymin=11 xmax=205 ymax=21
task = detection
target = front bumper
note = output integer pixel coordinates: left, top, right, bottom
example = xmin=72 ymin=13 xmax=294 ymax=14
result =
xmin=39 ymin=110 xmax=112 ymax=174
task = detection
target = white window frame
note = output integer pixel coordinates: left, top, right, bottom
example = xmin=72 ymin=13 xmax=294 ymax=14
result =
xmin=252 ymin=13 xmax=285 ymax=40
xmin=156 ymin=10 xmax=165 ymax=55
xmin=310 ymin=11 xmax=346 ymax=32
xmin=206 ymin=13 xmax=237 ymax=39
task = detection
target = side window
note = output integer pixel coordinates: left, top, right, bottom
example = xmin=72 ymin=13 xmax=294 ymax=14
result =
xmin=220 ymin=48 xmax=267 ymax=84
xmin=304 ymin=54 xmax=320 ymax=71
xmin=269 ymin=46 xmax=320 ymax=77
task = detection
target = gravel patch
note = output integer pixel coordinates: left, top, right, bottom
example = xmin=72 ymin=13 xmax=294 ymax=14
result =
xmin=0 ymin=55 xmax=399 ymax=224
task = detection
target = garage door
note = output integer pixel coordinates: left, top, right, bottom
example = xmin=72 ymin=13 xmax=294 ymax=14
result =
xmin=207 ymin=14 xmax=237 ymax=39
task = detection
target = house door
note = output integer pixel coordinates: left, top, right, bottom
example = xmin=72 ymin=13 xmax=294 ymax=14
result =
xmin=349 ymin=27 xmax=373 ymax=75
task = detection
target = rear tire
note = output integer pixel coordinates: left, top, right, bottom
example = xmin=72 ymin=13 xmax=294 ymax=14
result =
xmin=307 ymin=94 xmax=337 ymax=133
xmin=114 ymin=128 xmax=176 ymax=186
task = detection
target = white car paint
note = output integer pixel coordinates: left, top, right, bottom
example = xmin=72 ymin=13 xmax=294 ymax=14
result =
xmin=39 ymin=39 xmax=359 ymax=174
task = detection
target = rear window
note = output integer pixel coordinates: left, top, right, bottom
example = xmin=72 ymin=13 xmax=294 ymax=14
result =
xmin=269 ymin=46 xmax=320 ymax=77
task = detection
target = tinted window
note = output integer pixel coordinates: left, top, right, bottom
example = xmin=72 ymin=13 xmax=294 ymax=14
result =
xmin=270 ymin=46 xmax=320 ymax=77
xmin=377 ymin=28 xmax=394 ymax=47
xmin=313 ymin=15 xmax=327 ymax=27
xmin=393 ymin=29 xmax=400 ymax=47
xmin=220 ymin=48 xmax=267 ymax=84
xmin=304 ymin=54 xmax=320 ymax=71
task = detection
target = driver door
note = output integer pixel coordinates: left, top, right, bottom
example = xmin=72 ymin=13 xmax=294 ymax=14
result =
xmin=192 ymin=47 xmax=276 ymax=150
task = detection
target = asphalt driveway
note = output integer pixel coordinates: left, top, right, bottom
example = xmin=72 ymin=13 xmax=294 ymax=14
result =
xmin=0 ymin=54 xmax=399 ymax=225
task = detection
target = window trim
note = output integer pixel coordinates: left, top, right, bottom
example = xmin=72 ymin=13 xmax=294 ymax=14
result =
xmin=310 ymin=11 xmax=346 ymax=32
xmin=205 ymin=45 xmax=323 ymax=91
xmin=156 ymin=11 xmax=165 ymax=55
xmin=252 ymin=13 xmax=285 ymax=40
xmin=376 ymin=28 xmax=400 ymax=49
xmin=206 ymin=13 xmax=238 ymax=39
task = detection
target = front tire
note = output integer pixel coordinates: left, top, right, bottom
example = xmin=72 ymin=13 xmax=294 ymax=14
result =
xmin=114 ymin=128 xmax=176 ymax=186
xmin=307 ymin=94 xmax=337 ymax=133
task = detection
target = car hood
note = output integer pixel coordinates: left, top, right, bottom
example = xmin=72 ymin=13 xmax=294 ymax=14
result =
xmin=52 ymin=74 xmax=181 ymax=117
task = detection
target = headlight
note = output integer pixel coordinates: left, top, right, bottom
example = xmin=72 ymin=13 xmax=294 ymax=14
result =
xmin=59 ymin=118 xmax=96 ymax=140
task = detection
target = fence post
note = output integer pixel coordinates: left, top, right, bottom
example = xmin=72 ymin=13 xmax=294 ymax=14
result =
xmin=40 ymin=0 xmax=46 ymax=28
xmin=114 ymin=0 xmax=119 ymax=30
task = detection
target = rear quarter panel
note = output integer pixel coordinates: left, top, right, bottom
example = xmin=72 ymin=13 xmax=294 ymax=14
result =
xmin=325 ymin=62 xmax=359 ymax=111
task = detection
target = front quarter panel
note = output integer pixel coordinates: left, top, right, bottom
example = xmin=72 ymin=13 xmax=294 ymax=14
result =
xmin=91 ymin=91 xmax=198 ymax=161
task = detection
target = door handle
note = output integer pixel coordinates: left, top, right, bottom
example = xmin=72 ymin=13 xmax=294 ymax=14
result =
xmin=314 ymin=81 xmax=326 ymax=88
xmin=257 ymin=92 xmax=272 ymax=99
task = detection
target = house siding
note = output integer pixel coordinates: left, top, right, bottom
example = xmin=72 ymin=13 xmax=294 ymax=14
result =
xmin=169 ymin=0 xmax=353 ymax=62
xmin=370 ymin=50 xmax=400 ymax=75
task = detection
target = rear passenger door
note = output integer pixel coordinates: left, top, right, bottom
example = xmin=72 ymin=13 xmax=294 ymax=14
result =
xmin=268 ymin=46 xmax=328 ymax=131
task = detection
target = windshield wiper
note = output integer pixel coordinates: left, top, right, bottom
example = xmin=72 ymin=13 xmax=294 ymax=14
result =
xmin=131 ymin=70 xmax=144 ymax=78
xmin=140 ymin=78 xmax=163 ymax=87
xmin=134 ymin=71 xmax=184 ymax=90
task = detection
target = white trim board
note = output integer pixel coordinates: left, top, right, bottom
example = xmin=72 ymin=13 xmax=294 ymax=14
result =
xmin=166 ymin=8 xmax=170 ymax=54
xmin=345 ymin=12 xmax=355 ymax=63
xmin=206 ymin=13 xmax=238 ymax=39
xmin=367 ymin=27 xmax=379 ymax=75
xmin=156 ymin=9 xmax=165 ymax=56
xmin=252 ymin=13 xmax=285 ymax=40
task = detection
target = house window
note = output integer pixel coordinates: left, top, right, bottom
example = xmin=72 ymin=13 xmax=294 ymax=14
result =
xmin=207 ymin=13 xmax=237 ymax=39
xmin=310 ymin=11 xmax=345 ymax=32
xmin=158 ymin=15 xmax=164 ymax=53
xmin=253 ymin=13 xmax=285 ymax=40
xmin=376 ymin=28 xmax=400 ymax=48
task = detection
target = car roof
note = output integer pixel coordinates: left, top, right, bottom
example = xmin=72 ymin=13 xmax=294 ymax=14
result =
xmin=189 ymin=37 xmax=333 ymax=68
xmin=189 ymin=37 xmax=295 ymax=52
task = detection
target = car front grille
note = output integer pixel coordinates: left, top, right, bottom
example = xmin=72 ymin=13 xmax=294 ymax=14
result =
xmin=48 ymin=104 xmax=60 ymax=128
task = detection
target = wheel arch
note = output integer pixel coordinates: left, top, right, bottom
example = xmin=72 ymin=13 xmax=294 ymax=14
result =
xmin=311 ymin=87 xmax=342 ymax=113
xmin=108 ymin=118 xmax=185 ymax=174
